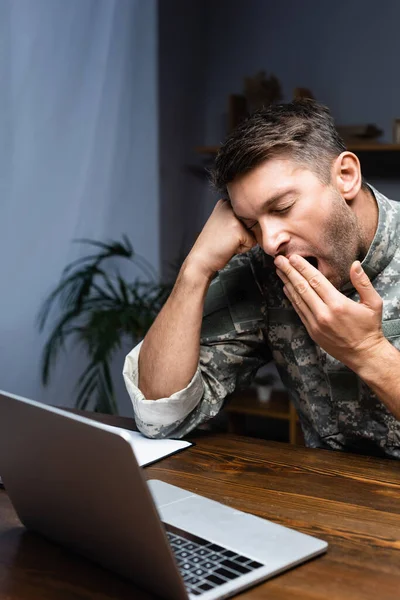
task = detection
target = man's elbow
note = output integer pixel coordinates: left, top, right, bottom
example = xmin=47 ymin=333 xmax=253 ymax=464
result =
xmin=135 ymin=417 xmax=184 ymax=440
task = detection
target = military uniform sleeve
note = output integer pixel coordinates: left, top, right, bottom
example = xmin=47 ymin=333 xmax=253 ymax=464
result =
xmin=123 ymin=255 xmax=271 ymax=439
xmin=123 ymin=341 xmax=205 ymax=438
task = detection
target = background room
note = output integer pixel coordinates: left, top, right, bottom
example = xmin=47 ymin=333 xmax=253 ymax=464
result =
xmin=1 ymin=0 xmax=400 ymax=442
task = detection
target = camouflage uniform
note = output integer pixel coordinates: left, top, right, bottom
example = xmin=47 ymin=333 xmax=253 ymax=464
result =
xmin=123 ymin=186 xmax=400 ymax=458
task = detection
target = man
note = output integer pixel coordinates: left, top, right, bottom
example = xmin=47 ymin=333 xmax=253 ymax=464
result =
xmin=123 ymin=99 xmax=400 ymax=458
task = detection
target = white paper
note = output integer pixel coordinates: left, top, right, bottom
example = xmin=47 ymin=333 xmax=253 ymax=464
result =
xmin=106 ymin=426 xmax=192 ymax=467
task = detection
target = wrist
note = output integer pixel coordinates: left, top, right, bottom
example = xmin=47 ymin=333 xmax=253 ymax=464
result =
xmin=181 ymin=254 xmax=217 ymax=286
xmin=349 ymin=337 xmax=394 ymax=382
xmin=179 ymin=256 xmax=215 ymax=290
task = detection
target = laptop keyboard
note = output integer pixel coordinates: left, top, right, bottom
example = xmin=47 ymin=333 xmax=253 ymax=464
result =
xmin=164 ymin=522 xmax=264 ymax=596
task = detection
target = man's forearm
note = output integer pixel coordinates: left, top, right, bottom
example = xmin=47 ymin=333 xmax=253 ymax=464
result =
xmin=354 ymin=340 xmax=400 ymax=420
xmin=138 ymin=198 xmax=257 ymax=400
xmin=138 ymin=259 xmax=213 ymax=400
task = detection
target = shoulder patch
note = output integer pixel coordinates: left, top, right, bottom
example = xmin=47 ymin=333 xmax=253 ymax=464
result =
xmin=202 ymin=277 xmax=235 ymax=338
xmin=219 ymin=261 xmax=264 ymax=333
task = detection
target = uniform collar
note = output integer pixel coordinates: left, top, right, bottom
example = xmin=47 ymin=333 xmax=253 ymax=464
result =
xmin=341 ymin=185 xmax=400 ymax=295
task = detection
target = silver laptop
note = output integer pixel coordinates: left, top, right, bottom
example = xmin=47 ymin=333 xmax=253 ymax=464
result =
xmin=0 ymin=391 xmax=327 ymax=599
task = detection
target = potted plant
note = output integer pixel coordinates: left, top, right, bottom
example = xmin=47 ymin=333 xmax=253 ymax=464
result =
xmin=38 ymin=237 xmax=171 ymax=414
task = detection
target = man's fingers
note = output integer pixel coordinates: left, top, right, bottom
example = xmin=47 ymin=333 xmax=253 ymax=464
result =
xmin=282 ymin=280 xmax=315 ymax=327
xmin=237 ymin=236 xmax=258 ymax=254
xmin=276 ymin=269 xmax=289 ymax=285
xmin=274 ymin=255 xmax=336 ymax=313
xmin=350 ymin=261 xmax=383 ymax=311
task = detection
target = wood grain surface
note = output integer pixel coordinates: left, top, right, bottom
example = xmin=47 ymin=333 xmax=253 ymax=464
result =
xmin=0 ymin=412 xmax=399 ymax=600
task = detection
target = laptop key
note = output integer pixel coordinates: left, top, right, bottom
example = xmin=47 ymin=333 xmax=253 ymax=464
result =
xmin=247 ymin=560 xmax=263 ymax=569
xmin=190 ymin=556 xmax=202 ymax=564
xmin=221 ymin=559 xmax=252 ymax=574
xmin=208 ymin=553 xmax=220 ymax=561
xmin=207 ymin=543 xmax=225 ymax=552
xmin=199 ymin=560 xmax=217 ymax=570
xmin=221 ymin=549 xmax=236 ymax=558
xmin=176 ymin=550 xmax=191 ymax=559
xmin=184 ymin=576 xmax=201 ymax=586
xmin=198 ymin=582 xmax=214 ymax=592
xmin=214 ymin=567 xmax=239 ymax=581
xmin=173 ymin=537 xmax=188 ymax=546
xmin=233 ymin=554 xmax=251 ymax=564
xmin=204 ymin=573 xmax=226 ymax=586
xmin=185 ymin=543 xmax=197 ymax=551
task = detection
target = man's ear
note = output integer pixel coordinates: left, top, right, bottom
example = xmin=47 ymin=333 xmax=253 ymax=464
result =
xmin=332 ymin=152 xmax=362 ymax=202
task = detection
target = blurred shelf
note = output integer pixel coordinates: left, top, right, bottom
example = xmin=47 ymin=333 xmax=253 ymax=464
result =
xmin=347 ymin=143 xmax=400 ymax=151
xmin=223 ymin=389 xmax=303 ymax=445
xmin=195 ymin=145 xmax=220 ymax=155
xmin=225 ymin=389 xmax=294 ymax=420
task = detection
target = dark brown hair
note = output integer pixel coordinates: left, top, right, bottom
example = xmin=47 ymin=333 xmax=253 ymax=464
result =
xmin=211 ymin=99 xmax=348 ymax=194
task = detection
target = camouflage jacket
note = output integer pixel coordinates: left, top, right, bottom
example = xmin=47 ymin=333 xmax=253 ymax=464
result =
xmin=123 ymin=186 xmax=400 ymax=458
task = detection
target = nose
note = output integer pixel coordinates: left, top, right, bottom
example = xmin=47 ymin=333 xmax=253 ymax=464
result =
xmin=258 ymin=218 xmax=290 ymax=257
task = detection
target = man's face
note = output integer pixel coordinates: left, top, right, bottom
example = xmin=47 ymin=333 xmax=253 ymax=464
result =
xmin=227 ymin=157 xmax=366 ymax=290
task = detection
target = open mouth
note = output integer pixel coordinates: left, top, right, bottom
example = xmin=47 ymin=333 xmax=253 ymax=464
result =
xmin=304 ymin=256 xmax=318 ymax=269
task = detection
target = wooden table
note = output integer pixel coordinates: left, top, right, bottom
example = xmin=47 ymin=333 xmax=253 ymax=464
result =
xmin=1 ymin=412 xmax=400 ymax=599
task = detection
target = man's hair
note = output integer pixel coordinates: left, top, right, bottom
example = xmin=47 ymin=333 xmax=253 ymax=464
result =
xmin=211 ymin=99 xmax=350 ymax=194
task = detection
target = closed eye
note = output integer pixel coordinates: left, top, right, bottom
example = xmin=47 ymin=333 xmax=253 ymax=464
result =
xmin=244 ymin=221 xmax=258 ymax=230
xmin=272 ymin=205 xmax=292 ymax=215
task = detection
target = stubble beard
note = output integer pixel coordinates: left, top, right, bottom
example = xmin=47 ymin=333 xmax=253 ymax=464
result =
xmin=323 ymin=189 xmax=368 ymax=290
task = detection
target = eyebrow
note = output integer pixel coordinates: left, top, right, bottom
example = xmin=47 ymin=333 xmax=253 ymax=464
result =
xmin=232 ymin=189 xmax=296 ymax=220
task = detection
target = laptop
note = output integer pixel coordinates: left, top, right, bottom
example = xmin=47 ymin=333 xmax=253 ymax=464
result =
xmin=0 ymin=391 xmax=327 ymax=599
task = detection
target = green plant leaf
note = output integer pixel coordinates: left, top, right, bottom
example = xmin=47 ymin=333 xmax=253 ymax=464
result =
xmin=38 ymin=236 xmax=173 ymax=413
xmin=40 ymin=308 xmax=84 ymax=384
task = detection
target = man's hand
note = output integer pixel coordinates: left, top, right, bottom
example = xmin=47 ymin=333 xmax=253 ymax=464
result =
xmin=186 ymin=199 xmax=257 ymax=280
xmin=274 ymin=254 xmax=386 ymax=371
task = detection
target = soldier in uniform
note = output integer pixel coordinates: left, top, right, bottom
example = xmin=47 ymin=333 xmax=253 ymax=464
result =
xmin=123 ymin=99 xmax=400 ymax=458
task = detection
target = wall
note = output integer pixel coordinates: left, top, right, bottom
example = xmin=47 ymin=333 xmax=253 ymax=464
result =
xmin=158 ymin=0 xmax=211 ymax=279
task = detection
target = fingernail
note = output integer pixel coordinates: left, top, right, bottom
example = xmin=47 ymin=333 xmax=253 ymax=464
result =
xmin=355 ymin=261 xmax=363 ymax=275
